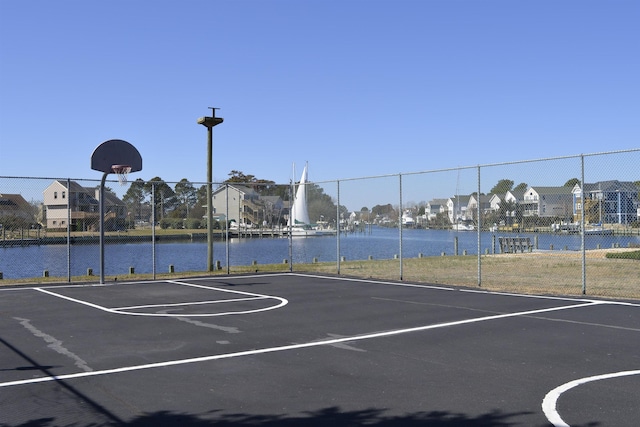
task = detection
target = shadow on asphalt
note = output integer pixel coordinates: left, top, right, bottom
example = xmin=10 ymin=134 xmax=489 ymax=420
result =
xmin=0 ymin=407 xmax=602 ymax=427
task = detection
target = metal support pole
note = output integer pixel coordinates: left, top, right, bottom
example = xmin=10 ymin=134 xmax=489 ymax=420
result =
xmin=67 ymin=178 xmax=71 ymax=282
xmin=581 ymin=155 xmax=586 ymax=294
xmin=197 ymin=108 xmax=223 ymax=272
xmin=225 ymin=183 xmax=230 ymax=274
xmin=477 ymin=165 xmax=482 ymax=287
xmin=99 ymin=172 xmax=108 ymax=284
xmin=399 ymin=173 xmax=403 ymax=281
xmin=288 ymin=180 xmax=293 ymax=271
xmin=152 ymin=183 xmax=156 ymax=280
xmin=336 ymin=180 xmax=341 ymax=275
xmin=206 ymin=125 xmax=214 ymax=271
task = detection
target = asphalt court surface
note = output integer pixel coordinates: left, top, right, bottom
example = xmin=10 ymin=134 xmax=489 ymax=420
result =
xmin=1 ymin=273 xmax=639 ymax=426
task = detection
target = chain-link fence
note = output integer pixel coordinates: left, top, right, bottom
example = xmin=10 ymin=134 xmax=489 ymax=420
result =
xmin=1 ymin=149 xmax=639 ymax=299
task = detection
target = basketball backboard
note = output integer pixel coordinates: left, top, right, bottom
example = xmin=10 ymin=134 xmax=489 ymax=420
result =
xmin=91 ymin=139 xmax=142 ymax=173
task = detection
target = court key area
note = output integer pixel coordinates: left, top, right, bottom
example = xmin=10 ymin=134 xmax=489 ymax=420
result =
xmin=1 ymin=273 xmax=639 ymax=426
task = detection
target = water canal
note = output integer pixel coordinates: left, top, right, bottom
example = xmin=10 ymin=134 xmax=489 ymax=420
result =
xmin=1 ymin=227 xmax=638 ymax=280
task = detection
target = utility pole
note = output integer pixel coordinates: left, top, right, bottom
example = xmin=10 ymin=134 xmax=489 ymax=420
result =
xmin=197 ymin=108 xmax=224 ymax=271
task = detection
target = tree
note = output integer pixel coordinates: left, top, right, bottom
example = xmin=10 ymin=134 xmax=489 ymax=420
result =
xmin=514 ymin=182 xmax=528 ymax=192
xmin=189 ymin=185 xmax=207 ymax=221
xmin=564 ymin=178 xmax=580 ymax=187
xmin=224 ymin=170 xmax=284 ymax=199
xmin=490 ymin=179 xmax=514 ymax=194
xmin=226 ymin=170 xmax=256 ymax=183
xmin=144 ymin=177 xmax=177 ymax=221
xmin=122 ymin=178 xmax=147 ymax=224
xmin=360 ymin=207 xmax=371 ymax=223
xmin=174 ymin=179 xmax=197 ymax=218
xmin=497 ymin=200 xmax=521 ymax=226
xmin=371 ymin=204 xmax=395 ymax=222
xmin=306 ymin=183 xmax=339 ymax=224
xmin=583 ymin=198 xmax=601 ymax=224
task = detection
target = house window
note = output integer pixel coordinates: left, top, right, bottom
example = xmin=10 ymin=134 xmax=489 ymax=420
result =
xmin=62 ymin=191 xmax=66 ymax=199
xmin=54 ymin=192 xmax=58 ymax=199
xmin=53 ymin=221 xmax=57 ymax=225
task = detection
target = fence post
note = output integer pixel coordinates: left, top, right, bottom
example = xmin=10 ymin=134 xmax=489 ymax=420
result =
xmin=581 ymin=155 xmax=587 ymax=294
xmin=399 ymin=173 xmax=403 ymax=281
xmin=225 ymin=183 xmax=230 ymax=274
xmin=288 ymin=179 xmax=293 ymax=272
xmin=336 ymin=180 xmax=341 ymax=275
xmin=152 ymin=183 xmax=156 ymax=280
xmin=477 ymin=165 xmax=482 ymax=287
xmin=67 ymin=178 xmax=71 ymax=283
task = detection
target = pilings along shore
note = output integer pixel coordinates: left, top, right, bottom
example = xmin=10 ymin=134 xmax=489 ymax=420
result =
xmin=1 ymin=227 xmax=639 ymax=248
xmin=0 ymin=229 xmax=291 ymax=246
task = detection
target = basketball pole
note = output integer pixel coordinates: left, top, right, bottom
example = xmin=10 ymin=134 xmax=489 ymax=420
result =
xmin=99 ymin=172 xmax=108 ymax=284
xmin=197 ymin=108 xmax=223 ymax=272
xmin=90 ymin=139 xmax=142 ymax=284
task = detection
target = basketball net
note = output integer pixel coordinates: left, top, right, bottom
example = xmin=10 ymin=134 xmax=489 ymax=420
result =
xmin=112 ymin=165 xmax=132 ymax=186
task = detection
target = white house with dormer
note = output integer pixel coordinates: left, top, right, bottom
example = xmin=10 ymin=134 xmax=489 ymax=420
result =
xmin=522 ymin=186 xmax=574 ymax=219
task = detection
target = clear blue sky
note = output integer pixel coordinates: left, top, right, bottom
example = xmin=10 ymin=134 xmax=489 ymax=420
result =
xmin=1 ymin=0 xmax=638 ymax=210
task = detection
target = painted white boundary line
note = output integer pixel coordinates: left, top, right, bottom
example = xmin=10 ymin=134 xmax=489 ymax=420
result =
xmin=112 ymin=296 xmax=267 ymax=311
xmin=0 ymin=300 xmax=602 ymax=389
xmin=285 ymin=272 xmax=456 ymax=291
xmin=542 ymin=370 xmax=640 ymax=427
xmin=286 ymin=273 xmax=612 ymax=304
xmin=34 ymin=281 xmax=288 ymax=317
xmin=4 ymin=272 xmax=638 ymax=307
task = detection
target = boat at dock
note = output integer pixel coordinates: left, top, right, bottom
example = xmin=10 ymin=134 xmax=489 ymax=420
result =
xmin=288 ymin=163 xmax=336 ymax=237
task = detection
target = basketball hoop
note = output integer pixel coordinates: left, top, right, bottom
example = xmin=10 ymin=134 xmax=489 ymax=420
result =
xmin=112 ymin=164 xmax=132 ymax=185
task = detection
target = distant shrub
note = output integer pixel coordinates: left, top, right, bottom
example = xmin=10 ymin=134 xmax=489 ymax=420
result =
xmin=184 ymin=218 xmax=202 ymax=229
xmin=606 ymin=251 xmax=640 ymax=260
xmin=159 ymin=218 xmax=186 ymax=229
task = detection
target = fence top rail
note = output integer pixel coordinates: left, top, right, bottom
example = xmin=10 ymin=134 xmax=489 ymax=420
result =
xmin=1 ymin=147 xmax=638 ymax=187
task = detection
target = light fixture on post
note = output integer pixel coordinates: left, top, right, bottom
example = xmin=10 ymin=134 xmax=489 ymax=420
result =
xmin=197 ymin=107 xmax=223 ymax=272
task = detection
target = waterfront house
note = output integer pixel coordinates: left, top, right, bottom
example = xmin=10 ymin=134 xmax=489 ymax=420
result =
xmin=211 ymin=184 xmax=257 ymax=227
xmin=425 ymin=199 xmax=447 ymax=221
xmin=468 ymin=194 xmax=494 ymax=218
xmin=0 ymin=193 xmax=34 ymax=223
xmin=505 ymin=189 xmax=526 ymax=205
xmin=522 ymin=186 xmax=574 ymax=219
xmin=211 ymin=184 xmax=286 ymax=228
xmin=0 ymin=194 xmax=36 ymax=235
xmin=42 ymin=180 xmax=127 ymax=231
xmin=447 ymin=195 xmax=471 ymax=223
xmin=572 ymin=180 xmax=639 ymax=225
xmin=489 ymin=194 xmax=504 ymax=212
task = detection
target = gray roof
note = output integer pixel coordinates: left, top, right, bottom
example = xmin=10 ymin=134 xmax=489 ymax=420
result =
xmin=528 ymin=186 xmax=574 ymax=195
xmin=582 ymin=180 xmax=638 ymax=193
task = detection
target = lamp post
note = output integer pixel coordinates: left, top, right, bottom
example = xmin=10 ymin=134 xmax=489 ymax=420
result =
xmin=197 ymin=107 xmax=223 ymax=271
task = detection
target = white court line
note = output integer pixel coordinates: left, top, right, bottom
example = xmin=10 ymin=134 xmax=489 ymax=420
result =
xmin=287 ymin=273 xmax=614 ymax=304
xmin=34 ymin=282 xmax=288 ymax=317
xmin=5 ymin=272 xmax=638 ymax=307
xmin=0 ymin=300 xmax=602 ymax=389
xmin=112 ymin=296 xmax=267 ymax=311
xmin=542 ymin=370 xmax=640 ymax=427
xmin=286 ymin=272 xmax=456 ymax=291
xmin=459 ymin=288 xmax=598 ymax=303
xmin=168 ymin=279 xmax=288 ymax=299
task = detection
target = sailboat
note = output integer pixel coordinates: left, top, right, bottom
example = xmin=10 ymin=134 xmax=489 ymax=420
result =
xmin=289 ymin=163 xmax=319 ymax=237
xmin=451 ymin=171 xmax=475 ymax=231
